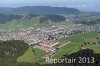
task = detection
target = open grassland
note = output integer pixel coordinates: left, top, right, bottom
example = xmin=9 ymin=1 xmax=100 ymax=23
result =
xmin=85 ymin=45 xmax=100 ymax=53
xmin=52 ymin=32 xmax=100 ymax=59
xmin=52 ymin=42 xmax=81 ymax=59
xmin=17 ymin=47 xmax=46 ymax=63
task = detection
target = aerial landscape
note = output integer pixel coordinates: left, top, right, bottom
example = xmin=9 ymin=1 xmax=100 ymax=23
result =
xmin=0 ymin=0 xmax=100 ymax=66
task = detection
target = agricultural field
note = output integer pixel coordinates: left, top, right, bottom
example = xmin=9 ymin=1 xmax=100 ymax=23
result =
xmin=52 ymin=32 xmax=100 ymax=59
xmin=17 ymin=47 xmax=46 ymax=63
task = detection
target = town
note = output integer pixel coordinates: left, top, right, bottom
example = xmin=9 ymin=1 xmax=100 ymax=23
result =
xmin=0 ymin=24 xmax=100 ymax=58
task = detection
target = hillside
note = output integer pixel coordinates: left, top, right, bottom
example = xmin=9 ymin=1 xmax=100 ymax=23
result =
xmin=39 ymin=15 xmax=66 ymax=22
xmin=59 ymin=49 xmax=100 ymax=66
xmin=0 ymin=12 xmax=100 ymax=29
xmin=0 ymin=14 xmax=67 ymax=29
xmin=0 ymin=6 xmax=80 ymax=14
xmin=0 ymin=40 xmax=29 ymax=66
xmin=0 ymin=13 xmax=38 ymax=24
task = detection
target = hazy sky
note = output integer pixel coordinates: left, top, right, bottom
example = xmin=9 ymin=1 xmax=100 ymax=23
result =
xmin=0 ymin=0 xmax=100 ymax=12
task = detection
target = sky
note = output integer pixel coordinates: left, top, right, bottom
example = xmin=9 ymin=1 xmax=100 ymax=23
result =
xmin=0 ymin=0 xmax=100 ymax=12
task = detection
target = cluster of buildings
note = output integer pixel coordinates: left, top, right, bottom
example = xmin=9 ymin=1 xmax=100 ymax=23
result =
xmin=0 ymin=24 xmax=100 ymax=45
xmin=0 ymin=24 xmax=100 ymax=58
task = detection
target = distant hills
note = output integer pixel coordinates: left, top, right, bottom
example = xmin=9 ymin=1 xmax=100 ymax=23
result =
xmin=39 ymin=14 xmax=66 ymax=22
xmin=0 ymin=13 xmax=66 ymax=24
xmin=0 ymin=13 xmax=37 ymax=24
xmin=0 ymin=6 xmax=80 ymax=14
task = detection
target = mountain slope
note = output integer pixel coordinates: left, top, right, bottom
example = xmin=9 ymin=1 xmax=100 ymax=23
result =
xmin=0 ymin=6 xmax=80 ymax=14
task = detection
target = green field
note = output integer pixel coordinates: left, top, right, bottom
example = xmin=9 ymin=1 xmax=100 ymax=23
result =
xmin=17 ymin=47 xmax=46 ymax=63
xmin=52 ymin=32 xmax=100 ymax=59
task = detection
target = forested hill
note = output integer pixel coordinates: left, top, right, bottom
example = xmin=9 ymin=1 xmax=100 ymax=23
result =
xmin=0 ymin=40 xmax=29 ymax=58
xmin=39 ymin=15 xmax=66 ymax=22
xmin=0 ymin=6 xmax=80 ymax=14
xmin=0 ymin=40 xmax=29 ymax=66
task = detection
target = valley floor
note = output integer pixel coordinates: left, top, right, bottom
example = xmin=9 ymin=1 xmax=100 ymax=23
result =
xmin=17 ymin=32 xmax=100 ymax=64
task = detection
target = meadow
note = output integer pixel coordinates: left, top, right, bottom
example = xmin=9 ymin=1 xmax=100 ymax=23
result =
xmin=52 ymin=32 xmax=100 ymax=59
xmin=17 ymin=47 xmax=46 ymax=63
